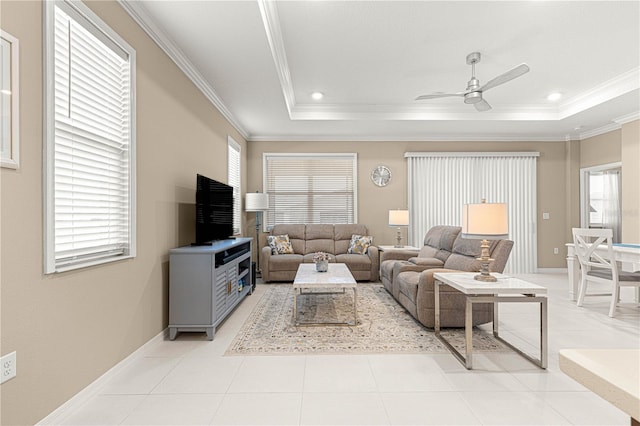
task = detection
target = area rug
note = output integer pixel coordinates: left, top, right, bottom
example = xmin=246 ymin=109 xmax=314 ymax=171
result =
xmin=225 ymin=283 xmax=507 ymax=356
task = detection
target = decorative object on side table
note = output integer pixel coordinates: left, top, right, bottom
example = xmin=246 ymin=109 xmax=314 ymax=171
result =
xmin=461 ymin=198 xmax=508 ymax=282
xmin=313 ymin=251 xmax=330 ymax=272
xmin=388 ymin=209 xmax=409 ymax=248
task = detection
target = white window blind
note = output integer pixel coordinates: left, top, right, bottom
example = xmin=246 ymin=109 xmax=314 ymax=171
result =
xmin=227 ymin=137 xmax=241 ymax=235
xmin=405 ymin=152 xmax=538 ymax=274
xmin=44 ymin=0 xmax=136 ymax=273
xmin=263 ymin=153 xmax=357 ymax=228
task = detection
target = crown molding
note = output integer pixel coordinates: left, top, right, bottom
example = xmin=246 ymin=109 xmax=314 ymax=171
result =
xmin=257 ymin=0 xmax=295 ymax=116
xmin=614 ymin=111 xmax=640 ymax=124
xmin=578 ymin=122 xmax=622 ymax=140
xmin=558 ymin=68 xmax=640 ymax=119
xmin=117 ymin=0 xmax=249 ymax=140
xmin=247 ymin=134 xmax=567 ymax=143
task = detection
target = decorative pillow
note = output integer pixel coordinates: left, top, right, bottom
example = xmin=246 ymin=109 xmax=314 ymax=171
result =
xmin=348 ymin=234 xmax=373 ymax=254
xmin=267 ymin=234 xmax=294 ymax=255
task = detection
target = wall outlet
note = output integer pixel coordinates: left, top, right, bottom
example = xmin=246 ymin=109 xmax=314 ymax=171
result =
xmin=543 ymin=212 xmax=550 ymax=220
xmin=553 ymin=247 xmax=559 ymax=254
xmin=1 ymin=351 xmax=17 ymax=384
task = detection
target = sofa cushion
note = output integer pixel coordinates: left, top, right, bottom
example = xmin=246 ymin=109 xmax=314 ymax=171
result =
xmin=271 ymin=224 xmax=306 ymax=254
xmin=409 ymin=257 xmax=444 ymax=267
xmin=303 ymin=224 xmax=335 ymax=254
xmin=267 ymin=234 xmax=294 ymax=254
xmin=335 ymin=253 xmax=372 ymax=271
xmin=268 ymin=254 xmax=303 ymax=271
xmin=334 ymin=224 xmax=369 ymax=254
xmin=348 ymin=235 xmax=373 ymax=254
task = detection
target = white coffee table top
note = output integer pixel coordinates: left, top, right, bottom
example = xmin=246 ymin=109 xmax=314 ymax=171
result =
xmin=433 ymin=272 xmax=547 ymax=295
xmin=560 ymin=349 xmax=640 ymax=421
xmin=293 ymin=263 xmax=357 ymax=289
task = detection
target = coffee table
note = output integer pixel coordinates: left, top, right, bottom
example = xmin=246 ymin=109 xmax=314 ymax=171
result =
xmin=433 ymin=272 xmax=548 ymax=370
xmin=292 ymin=263 xmax=358 ymax=326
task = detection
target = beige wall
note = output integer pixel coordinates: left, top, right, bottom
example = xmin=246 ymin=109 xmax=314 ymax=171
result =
xmin=580 ymin=129 xmax=622 ymax=167
xmin=621 ymin=120 xmax=640 ymax=242
xmin=247 ymin=140 xmax=569 ymax=268
xmin=0 ymin=1 xmax=248 ymax=424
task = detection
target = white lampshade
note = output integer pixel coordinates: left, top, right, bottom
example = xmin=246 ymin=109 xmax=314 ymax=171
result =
xmin=462 ymin=201 xmax=508 ymax=239
xmin=245 ymin=192 xmax=269 ymax=212
xmin=388 ymin=210 xmax=409 ymax=227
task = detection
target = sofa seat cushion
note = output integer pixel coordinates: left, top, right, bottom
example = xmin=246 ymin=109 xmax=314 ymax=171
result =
xmin=268 ymin=254 xmax=303 ymax=271
xmin=335 ymin=253 xmax=372 ymax=271
xmin=409 ymin=257 xmax=444 ymax=267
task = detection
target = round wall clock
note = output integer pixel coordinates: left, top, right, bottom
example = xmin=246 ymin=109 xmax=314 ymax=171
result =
xmin=371 ymin=165 xmax=391 ymax=187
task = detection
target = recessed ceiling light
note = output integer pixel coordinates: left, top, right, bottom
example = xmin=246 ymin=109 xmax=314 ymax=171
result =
xmin=311 ymin=92 xmax=324 ymax=100
xmin=547 ymin=92 xmax=562 ymax=102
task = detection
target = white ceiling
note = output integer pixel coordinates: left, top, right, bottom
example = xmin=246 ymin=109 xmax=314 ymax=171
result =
xmin=120 ymin=0 xmax=640 ymax=142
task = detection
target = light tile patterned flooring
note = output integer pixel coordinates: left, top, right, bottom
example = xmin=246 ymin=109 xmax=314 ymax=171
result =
xmin=56 ymin=273 xmax=639 ymax=425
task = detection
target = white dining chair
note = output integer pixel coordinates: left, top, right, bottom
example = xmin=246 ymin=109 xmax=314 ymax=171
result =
xmin=572 ymin=228 xmax=640 ymax=317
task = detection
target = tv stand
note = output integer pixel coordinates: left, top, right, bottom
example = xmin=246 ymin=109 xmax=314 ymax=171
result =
xmin=169 ymin=238 xmax=252 ymax=340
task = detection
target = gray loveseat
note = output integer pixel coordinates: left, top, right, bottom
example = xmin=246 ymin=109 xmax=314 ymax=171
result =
xmin=380 ymin=225 xmax=513 ymax=328
xmin=260 ymin=224 xmax=379 ymax=282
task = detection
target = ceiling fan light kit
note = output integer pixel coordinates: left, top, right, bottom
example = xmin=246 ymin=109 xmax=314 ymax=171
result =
xmin=416 ymin=51 xmax=530 ymax=112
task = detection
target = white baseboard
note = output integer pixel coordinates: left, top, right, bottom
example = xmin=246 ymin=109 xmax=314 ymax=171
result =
xmin=37 ymin=328 xmax=169 ymax=425
xmin=536 ymin=268 xmax=568 ymax=273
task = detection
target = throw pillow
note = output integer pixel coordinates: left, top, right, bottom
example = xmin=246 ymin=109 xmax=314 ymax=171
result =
xmin=348 ymin=234 xmax=373 ymax=254
xmin=267 ymin=234 xmax=294 ymax=255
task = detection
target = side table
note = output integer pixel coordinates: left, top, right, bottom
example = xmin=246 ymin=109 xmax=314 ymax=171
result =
xmin=433 ymin=272 xmax=548 ymax=370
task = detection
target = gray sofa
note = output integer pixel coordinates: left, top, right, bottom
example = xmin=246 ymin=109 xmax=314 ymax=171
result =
xmin=260 ymin=224 xmax=379 ymax=282
xmin=380 ymin=225 xmax=513 ymax=328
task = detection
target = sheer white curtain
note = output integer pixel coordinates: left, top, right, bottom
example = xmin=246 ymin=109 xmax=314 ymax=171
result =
xmin=602 ymin=170 xmax=622 ymax=243
xmin=405 ymin=152 xmax=538 ymax=273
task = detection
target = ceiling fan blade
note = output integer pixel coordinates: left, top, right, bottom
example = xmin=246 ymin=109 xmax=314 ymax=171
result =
xmin=415 ymin=92 xmax=465 ymax=101
xmin=479 ymin=63 xmax=530 ymax=92
xmin=474 ymin=99 xmax=492 ymax=112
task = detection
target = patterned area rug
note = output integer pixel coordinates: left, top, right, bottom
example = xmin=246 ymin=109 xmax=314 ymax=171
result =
xmin=226 ymin=283 xmax=507 ymax=356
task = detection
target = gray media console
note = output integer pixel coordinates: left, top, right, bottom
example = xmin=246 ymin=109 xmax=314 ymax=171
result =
xmin=168 ymin=237 xmax=253 ymax=340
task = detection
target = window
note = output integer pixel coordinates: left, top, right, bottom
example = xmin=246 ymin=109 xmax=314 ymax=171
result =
xmin=263 ymin=153 xmax=357 ymax=229
xmin=227 ymin=137 xmax=241 ymax=235
xmin=581 ymin=163 xmax=622 ymax=242
xmin=405 ymin=152 xmax=539 ymax=274
xmin=44 ymin=0 xmax=136 ymax=273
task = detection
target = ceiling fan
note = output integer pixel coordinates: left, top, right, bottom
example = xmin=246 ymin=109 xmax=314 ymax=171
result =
xmin=415 ymin=52 xmax=530 ymax=112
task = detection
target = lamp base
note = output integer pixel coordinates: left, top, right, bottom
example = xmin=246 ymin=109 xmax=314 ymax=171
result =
xmin=394 ymin=227 xmax=404 ymax=248
xmin=474 ymin=238 xmax=496 ymax=282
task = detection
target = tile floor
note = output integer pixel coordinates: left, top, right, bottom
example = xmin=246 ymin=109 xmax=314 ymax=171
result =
xmin=55 ymin=273 xmax=639 ymax=425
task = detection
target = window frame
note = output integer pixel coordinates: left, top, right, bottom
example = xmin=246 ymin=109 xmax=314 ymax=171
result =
xmin=227 ymin=136 xmax=241 ymax=236
xmin=43 ymin=0 xmax=137 ymax=273
xmin=262 ymin=153 xmax=358 ymax=230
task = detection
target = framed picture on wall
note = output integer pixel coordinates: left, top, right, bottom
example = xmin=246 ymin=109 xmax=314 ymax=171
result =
xmin=1 ymin=30 xmax=19 ymax=169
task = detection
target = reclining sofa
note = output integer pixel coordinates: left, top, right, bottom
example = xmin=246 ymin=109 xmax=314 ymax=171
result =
xmin=260 ymin=224 xmax=379 ymax=282
xmin=381 ymin=225 xmax=513 ymax=328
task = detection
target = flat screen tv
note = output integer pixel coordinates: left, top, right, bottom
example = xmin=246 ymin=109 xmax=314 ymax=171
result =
xmin=194 ymin=174 xmax=234 ymax=245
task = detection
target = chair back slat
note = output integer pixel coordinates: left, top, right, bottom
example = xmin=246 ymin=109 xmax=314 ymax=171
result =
xmin=572 ymin=228 xmax=618 ymax=281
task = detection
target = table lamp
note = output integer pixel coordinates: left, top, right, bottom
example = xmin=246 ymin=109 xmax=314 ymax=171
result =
xmin=245 ymin=192 xmax=269 ymax=276
xmin=388 ymin=210 xmax=409 ymax=248
xmin=462 ymin=199 xmax=508 ymax=282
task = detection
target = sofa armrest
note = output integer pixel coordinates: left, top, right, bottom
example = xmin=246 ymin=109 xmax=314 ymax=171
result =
xmin=260 ymin=246 xmax=273 ymax=282
xmin=416 ymin=268 xmax=465 ymax=296
xmin=367 ymin=245 xmax=379 ymax=281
